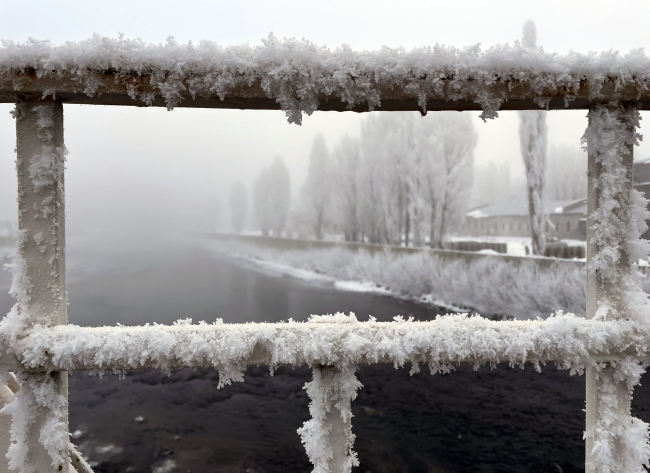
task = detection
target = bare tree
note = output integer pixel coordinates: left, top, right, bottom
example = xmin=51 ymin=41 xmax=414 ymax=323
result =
xmin=268 ymin=157 xmax=291 ymax=236
xmin=358 ymin=113 xmax=415 ymax=246
xmin=358 ymin=115 xmax=391 ymax=244
xmin=254 ymin=156 xmax=291 ymax=237
xmin=322 ymin=111 xmax=476 ymax=248
xmin=519 ymin=19 xmax=548 ymax=255
xmin=229 ymin=181 xmax=247 ymax=234
xmin=301 ymin=135 xmax=332 ymax=240
xmin=254 ymin=168 xmax=272 ymax=237
xmin=333 ymin=135 xmax=361 ymax=241
xmin=421 ymin=113 xmax=477 ymax=248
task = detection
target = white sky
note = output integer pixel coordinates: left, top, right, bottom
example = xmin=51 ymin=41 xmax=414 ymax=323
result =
xmin=1 ymin=0 xmax=650 ymax=231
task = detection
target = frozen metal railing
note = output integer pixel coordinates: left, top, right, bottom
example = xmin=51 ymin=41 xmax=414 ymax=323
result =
xmin=1 ymin=41 xmax=650 ymax=472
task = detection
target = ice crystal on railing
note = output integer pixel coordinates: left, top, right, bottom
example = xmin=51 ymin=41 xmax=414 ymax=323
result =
xmin=0 ymin=101 xmax=69 ymax=472
xmin=582 ymin=104 xmax=650 ymax=322
xmin=29 ymin=105 xmax=66 ymax=198
xmin=5 ymin=312 xmax=650 ymax=471
xmin=582 ymin=105 xmax=643 ymax=285
xmin=3 ymin=34 xmax=650 ymax=123
xmin=586 ymin=360 xmax=650 ymax=473
xmin=298 ymin=364 xmax=361 ymax=473
xmin=9 ymin=313 xmax=650 ymax=376
xmin=581 ymin=103 xmax=650 ymax=471
xmin=0 ymin=374 xmax=68 ymax=473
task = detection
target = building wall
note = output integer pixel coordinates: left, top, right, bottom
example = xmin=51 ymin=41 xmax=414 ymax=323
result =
xmin=461 ymin=216 xmax=530 ymax=238
xmin=546 ymin=214 xmax=585 ymax=240
xmin=461 ymin=213 xmax=585 ymax=240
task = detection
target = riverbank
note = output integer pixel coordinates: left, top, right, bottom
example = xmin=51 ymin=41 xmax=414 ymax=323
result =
xmin=206 ymin=236 xmax=588 ymax=320
xmin=3 ymin=239 xmax=645 ymax=472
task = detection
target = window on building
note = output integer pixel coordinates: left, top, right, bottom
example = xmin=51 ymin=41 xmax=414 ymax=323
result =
xmin=567 ymin=221 xmax=571 ymax=232
xmin=545 ymin=222 xmax=549 ymax=232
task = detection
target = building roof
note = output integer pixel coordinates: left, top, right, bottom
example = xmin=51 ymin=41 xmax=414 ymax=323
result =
xmin=467 ymin=198 xmax=586 ymax=219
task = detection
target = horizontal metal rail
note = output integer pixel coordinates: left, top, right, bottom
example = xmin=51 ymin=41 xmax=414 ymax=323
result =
xmin=1 ymin=72 xmax=649 ymax=112
xmin=0 ymin=316 xmax=646 ymax=374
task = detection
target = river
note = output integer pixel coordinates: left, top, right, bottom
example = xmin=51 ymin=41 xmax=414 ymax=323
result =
xmin=0 ymin=235 xmax=648 ymax=473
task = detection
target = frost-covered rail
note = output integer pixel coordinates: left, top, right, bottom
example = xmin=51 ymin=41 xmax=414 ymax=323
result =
xmin=2 ymin=36 xmax=650 ymax=473
xmin=2 ymin=315 xmax=650 ymax=375
xmin=4 ymin=36 xmax=650 ymax=122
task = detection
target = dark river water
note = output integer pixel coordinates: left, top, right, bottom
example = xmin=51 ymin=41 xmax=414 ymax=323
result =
xmin=1 ymin=235 xmax=649 ymax=473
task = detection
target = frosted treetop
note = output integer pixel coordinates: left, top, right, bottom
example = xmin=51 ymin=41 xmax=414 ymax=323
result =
xmin=2 ymin=34 xmax=650 ymax=123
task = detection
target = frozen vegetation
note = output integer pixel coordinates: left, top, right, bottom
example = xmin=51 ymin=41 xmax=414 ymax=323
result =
xmin=254 ymin=157 xmax=290 ymax=237
xmin=294 ymin=112 xmax=477 ymax=248
xmin=213 ymin=240 xmax=587 ymax=320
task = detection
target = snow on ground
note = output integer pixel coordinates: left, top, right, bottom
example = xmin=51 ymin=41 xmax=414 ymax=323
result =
xmin=230 ymin=252 xmax=393 ymax=296
xmin=251 ymin=258 xmax=334 ymax=283
xmin=333 ymin=280 xmax=391 ymax=295
xmin=476 ymin=249 xmax=500 ymax=255
xmin=448 ymin=235 xmax=586 ymax=257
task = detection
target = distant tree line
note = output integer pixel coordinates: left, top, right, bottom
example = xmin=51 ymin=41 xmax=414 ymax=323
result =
xmin=297 ymin=112 xmax=477 ymax=248
xmin=229 ymin=112 xmax=477 ymax=247
xmin=228 ymin=157 xmax=291 ymax=237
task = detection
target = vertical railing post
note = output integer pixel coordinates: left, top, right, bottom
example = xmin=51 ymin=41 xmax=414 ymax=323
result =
xmin=10 ymin=98 xmax=69 ymax=472
xmin=299 ymin=365 xmax=361 ymax=473
xmin=584 ymin=103 xmax=639 ymax=472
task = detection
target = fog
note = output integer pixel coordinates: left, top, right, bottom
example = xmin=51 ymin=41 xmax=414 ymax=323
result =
xmin=2 ymin=0 xmax=650 ymax=239
xmin=1 ymin=106 xmax=650 ymax=240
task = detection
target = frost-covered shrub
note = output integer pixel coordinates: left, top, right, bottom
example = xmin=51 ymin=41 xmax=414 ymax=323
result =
xmin=213 ymin=241 xmax=588 ymax=320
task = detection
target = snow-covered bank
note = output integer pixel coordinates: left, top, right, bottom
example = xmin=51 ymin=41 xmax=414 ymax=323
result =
xmin=209 ymin=240 xmax=588 ymax=320
xmin=236 ymin=256 xmax=394 ymax=295
xmin=447 ymin=235 xmax=586 ymax=257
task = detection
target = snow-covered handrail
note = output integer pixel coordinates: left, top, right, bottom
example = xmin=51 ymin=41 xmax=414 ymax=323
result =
xmin=2 ymin=35 xmax=650 ymax=122
xmin=2 ymin=314 xmax=649 ymax=377
xmin=3 ymin=36 xmax=650 ymax=473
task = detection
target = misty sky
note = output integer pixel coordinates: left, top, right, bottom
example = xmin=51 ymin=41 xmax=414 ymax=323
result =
xmin=1 ymin=0 xmax=650 ymax=233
